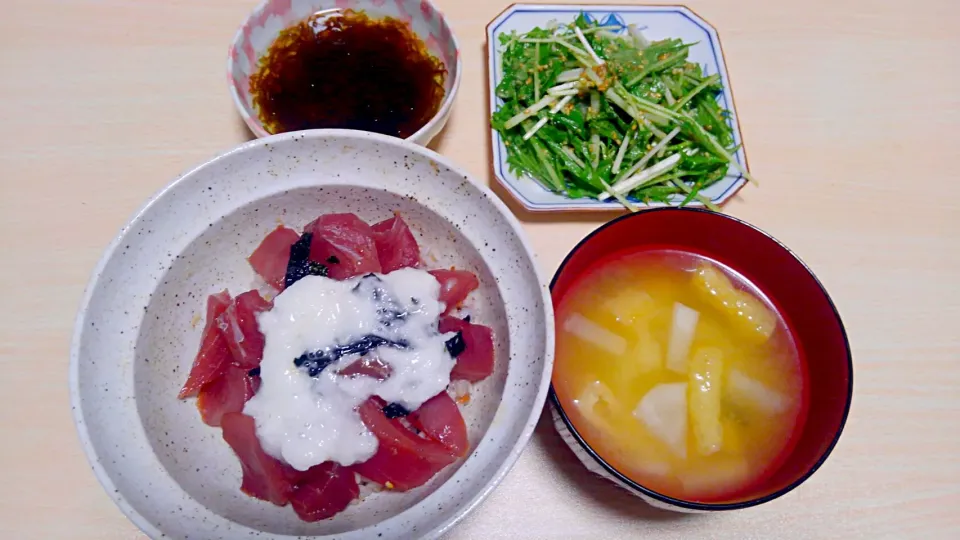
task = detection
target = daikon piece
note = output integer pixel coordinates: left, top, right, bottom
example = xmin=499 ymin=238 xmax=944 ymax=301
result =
xmin=692 ymin=262 xmax=776 ymax=344
xmin=666 ymin=302 xmax=699 ymax=373
xmin=633 ymin=382 xmax=688 ymax=459
xmin=564 ymin=313 xmax=627 ymax=355
xmin=689 ymin=347 xmax=724 ymax=456
xmin=728 ymin=369 xmax=790 ymax=415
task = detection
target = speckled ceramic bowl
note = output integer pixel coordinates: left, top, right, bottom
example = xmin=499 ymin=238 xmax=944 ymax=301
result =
xmin=228 ymin=0 xmax=461 ymax=145
xmin=69 ymin=130 xmax=553 ymax=539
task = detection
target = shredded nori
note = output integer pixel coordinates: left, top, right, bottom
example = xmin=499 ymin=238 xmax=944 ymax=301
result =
xmin=247 ymin=367 xmax=261 ymax=377
xmin=284 ymin=232 xmax=328 ymax=288
xmin=382 ymin=403 xmax=411 ymax=419
xmin=353 ymin=273 xmax=409 ymax=327
xmin=293 ymin=350 xmax=338 ymax=377
xmin=327 ymin=255 xmax=340 ymax=264
xmin=445 ymin=331 xmax=465 ymax=357
xmin=294 ymin=335 xmax=410 ymax=377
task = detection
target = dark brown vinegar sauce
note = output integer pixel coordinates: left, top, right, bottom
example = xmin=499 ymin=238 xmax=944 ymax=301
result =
xmin=249 ymin=9 xmax=447 ymax=138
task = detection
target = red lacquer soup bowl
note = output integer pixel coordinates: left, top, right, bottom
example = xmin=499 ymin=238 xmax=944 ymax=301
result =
xmin=549 ymin=208 xmax=853 ymax=512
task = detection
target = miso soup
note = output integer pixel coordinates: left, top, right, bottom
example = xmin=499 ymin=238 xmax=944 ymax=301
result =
xmin=553 ymin=249 xmax=807 ymax=502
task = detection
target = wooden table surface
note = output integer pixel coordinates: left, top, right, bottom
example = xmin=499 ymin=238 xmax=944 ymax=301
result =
xmin=2 ymin=0 xmax=958 ymax=538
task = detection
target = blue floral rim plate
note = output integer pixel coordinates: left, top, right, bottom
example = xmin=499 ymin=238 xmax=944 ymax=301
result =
xmin=486 ymin=4 xmax=749 ymax=212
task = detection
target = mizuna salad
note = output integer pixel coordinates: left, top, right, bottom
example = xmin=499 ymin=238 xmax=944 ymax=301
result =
xmin=491 ymin=13 xmax=754 ymax=210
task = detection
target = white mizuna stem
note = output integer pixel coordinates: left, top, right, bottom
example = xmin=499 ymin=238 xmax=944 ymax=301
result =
xmin=553 ymin=38 xmax=594 ymax=66
xmin=596 ymin=29 xmax=619 ymax=40
xmin=590 ymin=133 xmax=601 ymax=169
xmin=617 ymin=84 xmax=682 ymax=121
xmin=548 ymin=88 xmax=579 ymax=97
xmin=503 ymin=95 xmax=557 ymax=130
xmin=611 ymin=132 xmax=632 ymax=174
xmin=560 ymin=145 xmax=586 ymax=169
xmin=646 ymin=113 xmax=673 ymax=127
xmin=548 ymin=81 xmax=578 ymax=93
xmin=664 ymin=85 xmax=676 ymax=106
xmin=642 ymin=117 xmax=668 ymax=139
xmin=616 ymin=127 xmax=682 ymax=182
xmin=669 ymin=178 xmax=722 ymax=212
xmin=574 ymin=26 xmax=605 ymax=66
xmin=584 ymin=67 xmax=604 ymax=86
xmin=628 ymin=24 xmax=650 ymax=49
xmin=581 ymin=25 xmax=620 ymax=35
xmin=683 ymin=112 xmax=758 ymax=185
xmin=549 ymin=94 xmax=573 ymax=114
xmin=533 ymin=43 xmax=541 ymax=101
xmin=522 ymin=116 xmax=549 ymax=141
xmin=597 ymin=175 xmax=638 ymax=212
xmin=603 ymin=89 xmax=640 ymax=120
xmin=598 ymin=153 xmax=681 ymax=200
xmin=556 ymin=68 xmax=585 ymax=83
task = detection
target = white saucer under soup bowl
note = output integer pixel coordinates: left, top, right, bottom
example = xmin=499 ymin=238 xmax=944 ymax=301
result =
xmin=69 ymin=130 xmax=553 ymax=539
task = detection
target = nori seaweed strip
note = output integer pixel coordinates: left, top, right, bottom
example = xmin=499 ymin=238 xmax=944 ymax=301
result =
xmin=445 ymin=331 xmax=465 ymax=357
xmin=382 ymin=403 xmax=411 ymax=418
xmin=284 ymin=233 xmax=327 ymax=288
xmin=294 ymin=335 xmax=409 ymax=377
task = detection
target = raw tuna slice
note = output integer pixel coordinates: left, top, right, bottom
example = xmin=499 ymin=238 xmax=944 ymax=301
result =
xmin=371 ymin=214 xmax=420 ymax=273
xmin=248 ymin=225 xmax=300 ymax=290
xmin=289 ymin=462 xmax=360 ymax=522
xmin=337 ymin=355 xmax=392 ymax=380
xmin=410 ymin=392 xmax=469 ymax=457
xmin=217 ymin=290 xmax=273 ymax=370
xmin=179 ymin=290 xmax=232 ymax=398
xmin=197 ymin=365 xmax=260 ymax=427
xmin=221 ymin=413 xmax=298 ymax=506
xmin=439 ymin=316 xmax=495 ymax=383
xmin=429 ymin=269 xmax=479 ymax=315
xmin=352 ymin=399 xmax=457 ymax=491
xmin=306 ymin=213 xmax=381 ymax=280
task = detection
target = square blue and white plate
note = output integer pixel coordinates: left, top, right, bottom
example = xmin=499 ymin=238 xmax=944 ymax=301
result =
xmin=486 ymin=4 xmax=749 ymax=212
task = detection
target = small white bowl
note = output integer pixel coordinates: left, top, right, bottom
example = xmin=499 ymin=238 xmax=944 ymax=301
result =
xmin=486 ymin=4 xmax=749 ymax=212
xmin=228 ymin=0 xmax=462 ymax=146
xmin=70 ymin=130 xmax=553 ymax=539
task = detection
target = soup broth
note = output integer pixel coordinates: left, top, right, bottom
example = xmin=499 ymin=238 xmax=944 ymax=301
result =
xmin=553 ymin=249 xmax=807 ymax=502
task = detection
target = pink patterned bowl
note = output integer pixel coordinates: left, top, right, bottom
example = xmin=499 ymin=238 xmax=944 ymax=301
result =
xmin=228 ymin=0 xmax=461 ymax=145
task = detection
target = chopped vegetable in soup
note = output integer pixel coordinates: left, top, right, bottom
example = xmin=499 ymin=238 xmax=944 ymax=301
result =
xmin=554 ymin=250 xmax=807 ymax=502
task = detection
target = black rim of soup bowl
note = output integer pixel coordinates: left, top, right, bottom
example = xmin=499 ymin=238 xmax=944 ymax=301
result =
xmin=548 ymin=207 xmax=854 ymax=511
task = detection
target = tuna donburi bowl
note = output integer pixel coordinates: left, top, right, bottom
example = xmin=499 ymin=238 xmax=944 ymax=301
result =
xmin=69 ymin=130 xmax=554 ymax=539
